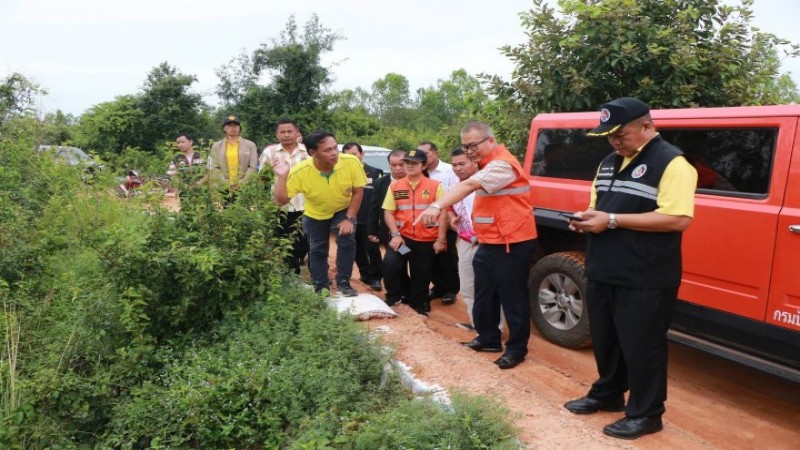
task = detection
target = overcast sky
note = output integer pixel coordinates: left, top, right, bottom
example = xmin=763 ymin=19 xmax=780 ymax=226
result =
xmin=2 ymin=0 xmax=799 ymax=116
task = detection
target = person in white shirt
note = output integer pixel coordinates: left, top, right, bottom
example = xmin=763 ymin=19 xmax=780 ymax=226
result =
xmin=259 ymin=118 xmax=310 ymax=274
xmin=418 ymin=141 xmax=460 ymax=305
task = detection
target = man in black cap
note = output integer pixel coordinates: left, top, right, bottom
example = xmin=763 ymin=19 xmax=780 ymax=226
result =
xmin=381 ymin=149 xmax=447 ymax=315
xmin=564 ymin=97 xmax=697 ymax=439
xmin=207 ymin=114 xmax=258 ymax=195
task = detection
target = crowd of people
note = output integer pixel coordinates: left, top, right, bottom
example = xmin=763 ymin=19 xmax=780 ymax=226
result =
xmin=168 ymin=97 xmax=696 ymax=440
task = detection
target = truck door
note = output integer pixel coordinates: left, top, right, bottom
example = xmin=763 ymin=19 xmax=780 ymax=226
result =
xmin=766 ymin=124 xmax=800 ymax=332
xmin=661 ymin=117 xmax=795 ymax=321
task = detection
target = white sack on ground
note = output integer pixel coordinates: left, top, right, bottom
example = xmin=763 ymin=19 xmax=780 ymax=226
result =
xmin=326 ymin=292 xmax=398 ymax=320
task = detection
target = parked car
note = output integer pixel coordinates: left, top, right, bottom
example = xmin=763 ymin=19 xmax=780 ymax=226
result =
xmin=337 ymin=144 xmax=392 ymax=172
xmin=524 ymin=105 xmax=800 ymax=382
xmin=36 ymin=145 xmax=102 ymax=169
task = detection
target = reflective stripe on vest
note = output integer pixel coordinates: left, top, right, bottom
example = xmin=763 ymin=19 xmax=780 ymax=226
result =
xmin=397 ymin=203 xmax=433 ymax=210
xmin=474 ymin=185 xmax=530 ymax=197
xmin=596 ymin=179 xmax=658 ymax=201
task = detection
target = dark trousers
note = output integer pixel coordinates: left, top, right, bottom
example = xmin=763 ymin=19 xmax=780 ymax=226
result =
xmin=302 ymin=210 xmax=356 ymax=292
xmin=585 ymin=280 xmax=678 ymax=419
xmin=279 ymin=210 xmax=309 ymax=275
xmin=430 ymin=229 xmax=460 ymax=295
xmin=473 ymin=239 xmax=537 ymax=357
xmin=383 ymin=237 xmax=435 ymax=311
xmin=354 ymin=223 xmax=382 ymax=282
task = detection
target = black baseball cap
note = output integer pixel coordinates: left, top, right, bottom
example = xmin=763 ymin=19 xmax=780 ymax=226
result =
xmin=222 ymin=114 xmax=241 ymax=128
xmin=403 ymin=149 xmax=428 ymax=165
xmin=587 ymin=97 xmax=650 ymax=137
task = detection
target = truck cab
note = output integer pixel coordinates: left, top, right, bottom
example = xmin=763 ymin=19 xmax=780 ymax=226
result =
xmin=525 ymin=105 xmax=800 ymax=382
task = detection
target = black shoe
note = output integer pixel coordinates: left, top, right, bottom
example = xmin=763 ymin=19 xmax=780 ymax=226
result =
xmin=428 ymin=289 xmax=444 ymax=300
xmin=564 ymin=396 xmax=625 ymax=415
xmin=494 ymin=353 xmax=525 ymax=369
xmin=441 ymin=292 xmax=456 ymax=305
xmin=337 ymin=284 xmax=358 ymax=297
xmin=411 ymin=304 xmax=429 ymax=316
xmin=461 ymin=339 xmax=502 ymax=353
xmin=370 ymin=279 xmax=383 ymax=291
xmin=603 ymin=416 xmax=663 ymax=440
xmin=455 ymin=322 xmax=476 ymax=332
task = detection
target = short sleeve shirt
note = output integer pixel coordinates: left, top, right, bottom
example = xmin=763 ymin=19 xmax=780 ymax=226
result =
xmin=589 ymin=138 xmax=697 ymax=217
xmin=469 ymin=160 xmax=517 ymax=194
xmin=286 ymin=153 xmax=367 ymax=220
xmin=260 ymin=143 xmax=309 ymax=212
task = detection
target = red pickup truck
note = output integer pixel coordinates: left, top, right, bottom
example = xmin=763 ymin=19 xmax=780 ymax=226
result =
xmin=524 ymin=105 xmax=800 ymax=382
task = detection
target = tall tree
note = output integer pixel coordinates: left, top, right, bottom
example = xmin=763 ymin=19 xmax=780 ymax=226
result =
xmin=0 ymin=73 xmax=45 ymax=126
xmin=417 ymin=69 xmax=488 ymax=130
xmin=138 ymin=62 xmax=207 ymax=150
xmin=75 ymin=95 xmax=146 ymax=154
xmin=370 ymin=73 xmax=412 ymax=127
xmin=482 ymin=0 xmax=800 ymax=152
xmin=216 ymin=14 xmax=341 ymax=145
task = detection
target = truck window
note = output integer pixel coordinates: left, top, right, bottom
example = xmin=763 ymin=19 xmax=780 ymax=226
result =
xmin=533 ymin=127 xmax=777 ymax=196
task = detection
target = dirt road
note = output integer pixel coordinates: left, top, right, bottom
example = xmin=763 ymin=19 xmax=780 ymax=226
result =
xmin=349 ymin=276 xmax=799 ymax=449
xmin=162 ymin=193 xmax=797 ymax=449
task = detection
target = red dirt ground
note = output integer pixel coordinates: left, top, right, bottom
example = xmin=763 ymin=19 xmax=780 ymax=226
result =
xmin=164 ymin=194 xmax=798 ymax=449
xmin=347 ymin=276 xmax=800 ymax=450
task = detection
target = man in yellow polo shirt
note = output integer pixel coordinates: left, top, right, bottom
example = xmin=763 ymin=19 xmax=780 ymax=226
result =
xmin=207 ymin=114 xmax=258 ymax=198
xmin=273 ymin=130 xmax=367 ymax=296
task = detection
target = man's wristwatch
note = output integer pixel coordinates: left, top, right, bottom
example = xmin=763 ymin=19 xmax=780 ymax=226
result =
xmin=344 ymin=216 xmax=356 ymax=223
xmin=607 ymin=213 xmax=618 ymax=230
xmin=429 ymin=203 xmax=442 ymax=211
xmin=390 ymin=231 xmax=401 ymax=238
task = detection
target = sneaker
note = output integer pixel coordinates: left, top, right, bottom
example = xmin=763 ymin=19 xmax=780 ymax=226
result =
xmin=338 ymin=284 xmax=358 ymax=297
xmin=455 ymin=322 xmax=476 ymax=332
xmin=441 ymin=292 xmax=456 ymax=305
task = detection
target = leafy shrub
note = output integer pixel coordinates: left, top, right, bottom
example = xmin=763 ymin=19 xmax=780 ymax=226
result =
xmin=1 ymin=134 xmax=521 ymax=449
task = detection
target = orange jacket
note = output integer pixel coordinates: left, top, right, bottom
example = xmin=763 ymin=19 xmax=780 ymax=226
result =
xmin=391 ymin=176 xmax=441 ymax=242
xmin=473 ymin=145 xmax=537 ymax=250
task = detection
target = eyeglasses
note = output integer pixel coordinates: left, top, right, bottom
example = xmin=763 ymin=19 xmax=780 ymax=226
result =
xmin=461 ymin=136 xmax=490 ymax=152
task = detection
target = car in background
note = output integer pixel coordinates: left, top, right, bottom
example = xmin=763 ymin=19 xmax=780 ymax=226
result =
xmin=36 ymin=145 xmax=102 ymax=169
xmin=337 ymin=144 xmax=392 ymax=172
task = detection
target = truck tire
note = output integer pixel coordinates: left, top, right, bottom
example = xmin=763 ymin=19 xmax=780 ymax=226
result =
xmin=528 ymin=251 xmax=591 ymax=349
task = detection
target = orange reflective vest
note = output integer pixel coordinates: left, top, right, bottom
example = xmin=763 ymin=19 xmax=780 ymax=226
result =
xmin=473 ymin=145 xmax=537 ymax=250
xmin=391 ymin=176 xmax=441 ymax=242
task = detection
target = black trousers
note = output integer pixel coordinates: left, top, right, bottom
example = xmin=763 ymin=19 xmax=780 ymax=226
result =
xmin=354 ymin=223 xmax=382 ymax=282
xmin=472 ymin=239 xmax=537 ymax=357
xmin=430 ymin=229 xmax=460 ymax=295
xmin=278 ymin=210 xmax=309 ymax=274
xmin=585 ymin=280 xmax=678 ymax=419
xmin=382 ymin=237 xmax=435 ymax=310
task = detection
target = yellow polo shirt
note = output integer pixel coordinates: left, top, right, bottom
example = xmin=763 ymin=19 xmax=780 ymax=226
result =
xmin=286 ymin=153 xmax=367 ymax=220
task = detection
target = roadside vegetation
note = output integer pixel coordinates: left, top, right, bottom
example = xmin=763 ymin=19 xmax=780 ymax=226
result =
xmin=1 ymin=1 xmax=798 ymax=447
xmin=0 ymin=133 xmax=519 ymax=448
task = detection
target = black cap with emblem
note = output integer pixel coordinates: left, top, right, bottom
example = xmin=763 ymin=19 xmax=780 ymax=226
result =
xmin=587 ymin=97 xmax=650 ymax=137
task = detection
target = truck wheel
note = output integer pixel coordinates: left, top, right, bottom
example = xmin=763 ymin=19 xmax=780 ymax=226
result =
xmin=528 ymin=251 xmax=591 ymax=349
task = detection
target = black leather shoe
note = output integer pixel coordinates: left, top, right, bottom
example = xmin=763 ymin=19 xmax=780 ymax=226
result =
xmin=370 ymin=280 xmax=383 ymax=291
xmin=494 ymin=354 xmax=525 ymax=369
xmin=441 ymin=292 xmax=456 ymax=305
xmin=563 ymin=396 xmax=625 ymax=414
xmin=461 ymin=339 xmax=502 ymax=352
xmin=603 ymin=416 xmax=663 ymax=439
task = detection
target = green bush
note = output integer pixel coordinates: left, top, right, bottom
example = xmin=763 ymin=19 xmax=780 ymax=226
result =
xmin=1 ymin=134 xmax=521 ymax=449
